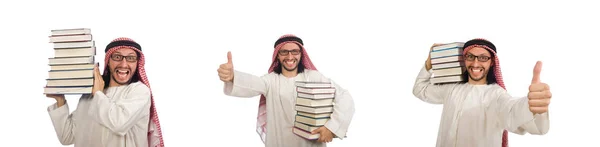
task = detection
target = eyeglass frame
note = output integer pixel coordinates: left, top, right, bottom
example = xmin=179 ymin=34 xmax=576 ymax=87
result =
xmin=110 ymin=54 xmax=139 ymax=62
xmin=464 ymin=53 xmax=492 ymax=62
xmin=278 ymin=49 xmax=301 ymax=56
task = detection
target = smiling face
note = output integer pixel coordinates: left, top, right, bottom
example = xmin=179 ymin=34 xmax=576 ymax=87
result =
xmin=464 ymin=47 xmax=494 ymax=85
xmin=277 ymin=43 xmax=302 ymax=72
xmin=108 ymin=48 xmax=138 ymax=86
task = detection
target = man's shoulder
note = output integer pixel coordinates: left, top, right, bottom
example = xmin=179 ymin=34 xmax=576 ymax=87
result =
xmin=127 ymin=81 xmax=151 ymax=93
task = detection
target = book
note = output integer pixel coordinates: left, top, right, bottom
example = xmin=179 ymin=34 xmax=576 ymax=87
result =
xmin=295 ymin=105 xmax=334 ymax=114
xmin=432 ymin=66 xmax=464 ymax=77
xmin=49 ymin=34 xmax=93 ymax=43
xmin=50 ymin=63 xmax=95 ymax=71
xmin=297 ymin=92 xmax=335 ymax=99
xmin=432 ymin=42 xmax=464 ymax=51
xmin=293 ymin=127 xmax=319 ymax=140
xmin=51 ymin=28 xmax=91 ymax=36
xmin=432 ymin=61 xmax=465 ymax=70
xmin=296 ymin=86 xmax=335 ymax=94
xmin=296 ymin=97 xmax=334 ymax=107
xmin=54 ymin=41 xmax=95 ymax=49
xmin=295 ymin=81 xmax=333 ymax=88
xmin=295 ymin=115 xmax=330 ymax=126
xmin=430 ymin=48 xmax=463 ymax=59
xmin=45 ymin=28 xmax=96 ymax=95
xmin=431 ymin=56 xmax=463 ymax=64
xmin=48 ymin=69 xmax=94 ymax=80
xmin=430 ymin=42 xmax=466 ymax=84
xmin=44 ymin=86 xmax=92 ymax=94
xmin=54 ymin=47 xmax=96 ymax=58
xmin=48 ymin=56 xmax=95 ymax=65
xmin=46 ymin=78 xmax=94 ymax=87
xmin=297 ymin=112 xmax=332 ymax=119
xmin=295 ymin=122 xmax=321 ymax=132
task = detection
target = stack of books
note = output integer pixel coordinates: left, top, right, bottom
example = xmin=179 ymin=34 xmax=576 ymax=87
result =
xmin=430 ymin=42 xmax=466 ymax=84
xmin=44 ymin=28 xmax=97 ymax=94
xmin=292 ymin=81 xmax=336 ymax=140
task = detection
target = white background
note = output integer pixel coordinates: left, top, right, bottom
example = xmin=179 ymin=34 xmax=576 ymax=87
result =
xmin=1 ymin=0 xmax=598 ymax=146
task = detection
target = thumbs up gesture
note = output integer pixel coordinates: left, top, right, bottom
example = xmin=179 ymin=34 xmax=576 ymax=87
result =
xmin=218 ymin=51 xmax=234 ymax=82
xmin=528 ymin=61 xmax=552 ymax=114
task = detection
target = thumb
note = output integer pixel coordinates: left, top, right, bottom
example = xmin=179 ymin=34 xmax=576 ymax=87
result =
xmin=311 ymin=127 xmax=322 ymax=134
xmin=227 ymin=51 xmax=233 ymax=64
xmin=531 ymin=61 xmax=543 ymax=84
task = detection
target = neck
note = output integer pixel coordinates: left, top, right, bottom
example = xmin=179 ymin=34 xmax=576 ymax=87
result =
xmin=281 ymin=68 xmax=298 ymax=78
xmin=109 ymin=80 xmax=127 ymax=88
xmin=467 ymin=78 xmax=487 ymax=85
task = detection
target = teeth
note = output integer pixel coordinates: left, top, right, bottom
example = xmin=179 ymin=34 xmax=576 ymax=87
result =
xmin=116 ymin=69 xmax=129 ymax=74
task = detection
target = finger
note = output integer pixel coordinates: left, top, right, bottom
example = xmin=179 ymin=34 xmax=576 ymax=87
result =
xmin=219 ymin=77 xmax=228 ymax=82
xmin=529 ymin=83 xmax=550 ymax=92
xmin=311 ymin=128 xmax=322 ymax=135
xmin=218 ymin=70 xmax=231 ymax=76
xmin=218 ymin=73 xmax=230 ymax=79
xmin=219 ymin=63 xmax=233 ymax=69
xmin=528 ymin=91 xmax=552 ymax=99
xmin=217 ymin=68 xmax=228 ymax=74
xmin=530 ymin=106 xmax=548 ymax=114
xmin=227 ymin=51 xmax=233 ymax=64
xmin=529 ymin=99 xmax=551 ymax=107
xmin=527 ymin=91 xmax=552 ymax=99
xmin=531 ymin=61 xmax=543 ymax=84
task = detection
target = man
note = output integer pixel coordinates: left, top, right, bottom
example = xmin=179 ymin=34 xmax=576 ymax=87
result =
xmin=47 ymin=37 xmax=164 ymax=147
xmin=217 ymin=34 xmax=355 ymax=147
xmin=412 ymin=38 xmax=551 ymax=147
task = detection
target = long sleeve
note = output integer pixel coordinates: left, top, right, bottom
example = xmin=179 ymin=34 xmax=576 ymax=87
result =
xmin=47 ymin=101 xmax=75 ymax=145
xmin=324 ymin=80 xmax=355 ymax=139
xmin=223 ymin=70 xmax=270 ymax=97
xmin=412 ymin=65 xmax=455 ymax=104
xmin=88 ymin=83 xmax=152 ymax=136
xmin=491 ymin=89 xmax=550 ymax=135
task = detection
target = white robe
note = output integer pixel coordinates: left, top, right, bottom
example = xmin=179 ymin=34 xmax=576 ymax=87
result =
xmin=47 ymin=81 xmax=152 ymax=147
xmin=412 ymin=65 xmax=550 ymax=147
xmin=224 ymin=69 xmax=355 ymax=147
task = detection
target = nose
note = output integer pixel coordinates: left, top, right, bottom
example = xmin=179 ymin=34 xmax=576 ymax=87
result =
xmin=117 ymin=59 xmax=128 ymax=67
xmin=471 ymin=59 xmax=481 ymax=67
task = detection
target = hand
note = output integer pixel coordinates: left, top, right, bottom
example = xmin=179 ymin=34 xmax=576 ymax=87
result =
xmin=92 ymin=64 xmax=105 ymax=96
xmin=46 ymin=94 xmax=66 ymax=107
xmin=528 ymin=61 xmax=551 ymax=114
xmin=311 ymin=126 xmax=333 ymax=143
xmin=217 ymin=51 xmax=234 ymax=82
xmin=426 ymin=43 xmax=445 ymax=70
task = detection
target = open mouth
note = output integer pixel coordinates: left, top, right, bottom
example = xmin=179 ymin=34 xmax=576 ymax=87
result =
xmin=469 ymin=67 xmax=484 ymax=74
xmin=284 ymin=59 xmax=296 ymax=67
xmin=116 ymin=69 xmax=130 ymax=79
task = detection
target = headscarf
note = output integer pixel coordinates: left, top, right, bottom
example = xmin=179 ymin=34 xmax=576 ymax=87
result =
xmin=104 ymin=37 xmax=164 ymax=147
xmin=256 ymin=34 xmax=317 ymax=143
xmin=462 ymin=38 xmax=507 ymax=147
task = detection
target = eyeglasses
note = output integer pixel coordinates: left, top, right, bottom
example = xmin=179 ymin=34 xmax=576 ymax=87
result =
xmin=464 ymin=54 xmax=491 ymax=62
xmin=278 ymin=49 xmax=301 ymax=56
xmin=110 ymin=54 xmax=138 ymax=62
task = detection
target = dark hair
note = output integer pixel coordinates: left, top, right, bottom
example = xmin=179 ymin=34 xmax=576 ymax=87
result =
xmin=460 ymin=51 xmax=497 ymax=85
xmin=273 ymin=43 xmax=305 ymax=74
